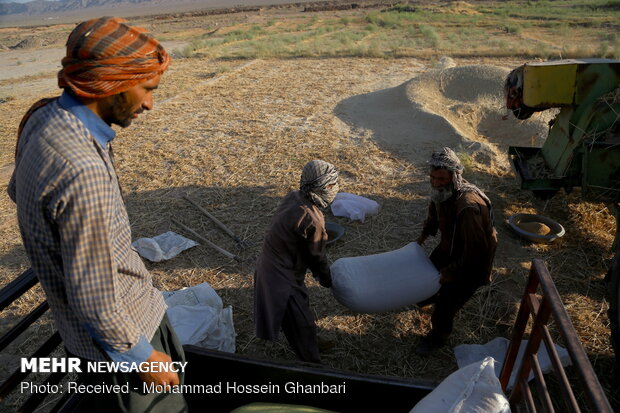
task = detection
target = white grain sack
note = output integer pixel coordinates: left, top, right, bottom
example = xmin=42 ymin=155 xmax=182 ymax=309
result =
xmin=331 ymin=242 xmax=440 ymax=313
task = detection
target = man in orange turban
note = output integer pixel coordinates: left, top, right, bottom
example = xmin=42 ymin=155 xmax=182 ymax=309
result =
xmin=9 ymin=17 xmax=186 ymax=412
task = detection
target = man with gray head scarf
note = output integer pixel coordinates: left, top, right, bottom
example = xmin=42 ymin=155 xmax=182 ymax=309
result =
xmin=414 ymin=148 xmax=497 ymax=356
xmin=300 ymin=160 xmax=340 ymax=208
xmin=254 ymin=160 xmax=338 ymax=363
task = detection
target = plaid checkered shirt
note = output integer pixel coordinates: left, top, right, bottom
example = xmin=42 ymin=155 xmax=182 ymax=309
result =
xmin=8 ymin=93 xmax=166 ymax=362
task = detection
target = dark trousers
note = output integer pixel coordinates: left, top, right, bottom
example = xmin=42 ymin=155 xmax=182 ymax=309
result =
xmin=424 ymin=282 xmax=480 ymax=344
xmin=281 ymin=291 xmax=321 ymax=363
xmin=68 ymin=314 xmax=188 ymax=413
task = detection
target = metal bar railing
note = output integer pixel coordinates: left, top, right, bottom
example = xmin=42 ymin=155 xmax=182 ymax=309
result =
xmin=18 ymin=370 xmax=67 ymax=413
xmin=500 ymin=270 xmax=540 ymax=390
xmin=540 ymin=325 xmax=578 ymax=410
xmin=499 ymin=259 xmax=613 ymax=412
xmin=0 ymin=268 xmax=37 ymax=311
xmin=0 ymin=331 xmax=62 ymax=401
xmin=48 ymin=392 xmax=84 ymax=413
xmin=0 ymin=268 xmax=71 ymax=412
xmin=521 ymin=376 xmax=537 ymax=413
xmin=0 ymin=301 xmax=49 ymax=352
xmin=530 ymin=354 xmax=554 ymax=413
xmin=508 ymin=293 xmax=552 ymax=406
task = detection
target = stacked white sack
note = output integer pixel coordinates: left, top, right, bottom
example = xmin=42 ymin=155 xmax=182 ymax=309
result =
xmin=331 ymin=242 xmax=440 ymax=313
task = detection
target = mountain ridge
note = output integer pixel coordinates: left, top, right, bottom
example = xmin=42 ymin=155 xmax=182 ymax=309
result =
xmin=0 ymin=0 xmax=305 ymax=18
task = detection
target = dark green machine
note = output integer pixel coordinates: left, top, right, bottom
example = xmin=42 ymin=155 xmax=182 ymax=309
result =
xmin=505 ymin=58 xmax=620 ymax=373
xmin=506 ymin=58 xmax=620 ymax=201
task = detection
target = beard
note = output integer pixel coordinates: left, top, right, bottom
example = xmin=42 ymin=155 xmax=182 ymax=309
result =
xmin=108 ymin=93 xmax=142 ymax=128
xmin=430 ymin=183 xmax=454 ymax=203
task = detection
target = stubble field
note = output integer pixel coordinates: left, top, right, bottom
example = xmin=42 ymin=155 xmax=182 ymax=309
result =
xmin=0 ymin=1 xmax=619 ymax=411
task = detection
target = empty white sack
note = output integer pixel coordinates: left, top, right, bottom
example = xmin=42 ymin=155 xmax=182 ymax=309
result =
xmin=132 ymin=231 xmax=198 ymax=262
xmin=330 ymin=192 xmax=380 ymax=222
xmin=454 ymin=337 xmax=572 ymax=390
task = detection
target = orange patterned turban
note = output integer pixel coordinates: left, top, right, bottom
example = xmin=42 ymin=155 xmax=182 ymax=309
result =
xmin=58 ymin=16 xmax=171 ymax=98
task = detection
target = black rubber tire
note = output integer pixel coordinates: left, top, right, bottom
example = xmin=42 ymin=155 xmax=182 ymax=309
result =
xmin=608 ymin=251 xmax=620 ymax=374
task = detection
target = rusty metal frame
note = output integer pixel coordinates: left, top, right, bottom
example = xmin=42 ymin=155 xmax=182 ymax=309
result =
xmin=499 ymin=259 xmax=613 ymax=412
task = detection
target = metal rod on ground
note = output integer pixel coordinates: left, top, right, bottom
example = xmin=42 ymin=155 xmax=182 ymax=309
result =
xmin=171 ymin=218 xmax=241 ymax=262
xmin=183 ymin=195 xmax=249 ymax=247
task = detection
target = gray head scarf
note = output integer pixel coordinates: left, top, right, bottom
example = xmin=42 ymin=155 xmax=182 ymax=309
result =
xmin=429 ymin=147 xmax=494 ymax=225
xmin=300 ymin=160 xmax=339 ymax=208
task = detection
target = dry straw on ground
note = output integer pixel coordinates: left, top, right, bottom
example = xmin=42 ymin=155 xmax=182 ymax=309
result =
xmin=0 ymin=9 xmax=618 ymax=412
